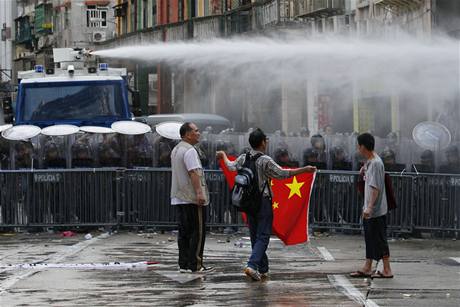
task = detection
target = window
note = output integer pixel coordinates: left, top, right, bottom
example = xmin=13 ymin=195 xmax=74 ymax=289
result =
xmin=179 ymin=0 xmax=184 ymax=21
xmin=86 ymin=5 xmax=109 ymax=28
xmin=65 ymin=7 xmax=70 ymax=28
xmin=15 ymin=16 xmax=32 ymax=43
xmin=35 ymin=3 xmax=53 ymax=35
xmin=191 ymin=0 xmax=196 ymax=18
xmin=152 ymin=3 xmax=157 ymax=26
xmin=131 ymin=0 xmax=136 ymax=31
xmin=22 ymin=82 xmax=125 ymax=122
xmin=167 ymin=0 xmax=170 ymax=23
xmin=143 ymin=0 xmax=148 ymax=28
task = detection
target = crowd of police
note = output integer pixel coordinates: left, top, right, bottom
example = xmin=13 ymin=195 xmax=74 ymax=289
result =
xmin=0 ymin=127 xmax=460 ymax=174
xmin=267 ymin=131 xmax=460 ymax=174
xmin=0 ymin=132 xmax=159 ymax=170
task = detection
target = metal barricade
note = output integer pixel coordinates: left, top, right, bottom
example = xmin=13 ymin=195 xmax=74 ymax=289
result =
xmin=385 ymin=174 xmax=413 ymax=233
xmin=120 ymin=169 xmax=238 ymax=227
xmin=0 ymin=169 xmax=458 ymax=236
xmin=204 ymin=170 xmax=240 ymax=227
xmin=412 ymin=174 xmax=460 ymax=234
xmin=121 ymin=169 xmax=175 ymax=226
xmin=310 ymin=171 xmax=361 ymax=230
xmin=0 ymin=169 xmax=119 ymax=227
xmin=0 ymin=171 xmax=32 ymax=227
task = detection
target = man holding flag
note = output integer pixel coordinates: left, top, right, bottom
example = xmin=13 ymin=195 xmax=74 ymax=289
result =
xmin=217 ymin=128 xmax=316 ymax=281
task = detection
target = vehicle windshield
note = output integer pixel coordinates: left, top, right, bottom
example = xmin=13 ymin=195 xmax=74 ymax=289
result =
xmin=21 ymin=81 xmax=125 ymax=121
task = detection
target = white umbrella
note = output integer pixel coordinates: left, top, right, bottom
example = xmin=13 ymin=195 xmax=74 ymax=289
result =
xmin=0 ymin=124 xmax=13 ymax=132
xmin=79 ymin=126 xmax=115 ymax=134
xmin=2 ymin=125 xmax=41 ymax=141
xmin=111 ymin=120 xmax=151 ymax=135
xmin=41 ymin=124 xmax=80 ymax=136
xmin=155 ymin=121 xmax=183 ymax=140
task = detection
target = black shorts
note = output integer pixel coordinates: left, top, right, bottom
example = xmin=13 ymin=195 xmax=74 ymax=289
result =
xmin=363 ymin=215 xmax=390 ymax=261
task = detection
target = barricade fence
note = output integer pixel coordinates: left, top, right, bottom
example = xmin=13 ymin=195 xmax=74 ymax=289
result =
xmin=0 ymin=169 xmax=458 ymax=236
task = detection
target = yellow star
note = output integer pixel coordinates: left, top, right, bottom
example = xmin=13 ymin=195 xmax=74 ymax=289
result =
xmin=272 ymin=202 xmax=279 ymax=209
xmin=270 ymin=179 xmax=274 ymax=187
xmin=285 ymin=176 xmax=304 ymax=199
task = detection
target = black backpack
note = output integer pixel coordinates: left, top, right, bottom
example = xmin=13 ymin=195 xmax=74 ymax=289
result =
xmin=231 ymin=152 xmax=264 ymax=214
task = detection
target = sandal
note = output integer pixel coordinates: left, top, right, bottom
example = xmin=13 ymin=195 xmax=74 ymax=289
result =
xmin=349 ymin=270 xmax=371 ymax=278
xmin=371 ymin=271 xmax=394 ymax=279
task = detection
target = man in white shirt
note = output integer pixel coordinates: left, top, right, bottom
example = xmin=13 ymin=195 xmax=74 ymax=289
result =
xmin=170 ymin=122 xmax=213 ymax=273
xmin=351 ymin=133 xmax=393 ymax=279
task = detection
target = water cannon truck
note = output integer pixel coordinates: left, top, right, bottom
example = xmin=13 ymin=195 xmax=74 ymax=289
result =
xmin=15 ymin=48 xmax=139 ymax=128
xmin=0 ymin=48 xmax=150 ymax=170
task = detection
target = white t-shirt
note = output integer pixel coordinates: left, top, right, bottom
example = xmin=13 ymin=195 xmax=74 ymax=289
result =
xmin=171 ymin=147 xmax=202 ymax=205
xmin=363 ymin=155 xmax=388 ymax=218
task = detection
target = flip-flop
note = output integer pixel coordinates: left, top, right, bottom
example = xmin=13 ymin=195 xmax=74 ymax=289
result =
xmin=349 ymin=270 xmax=371 ymax=278
xmin=371 ymin=271 xmax=394 ymax=279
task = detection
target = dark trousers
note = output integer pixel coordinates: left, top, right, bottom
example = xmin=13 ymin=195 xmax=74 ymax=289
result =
xmin=176 ymin=204 xmax=206 ymax=271
xmin=363 ymin=214 xmax=390 ymax=261
xmin=247 ymin=196 xmax=273 ymax=274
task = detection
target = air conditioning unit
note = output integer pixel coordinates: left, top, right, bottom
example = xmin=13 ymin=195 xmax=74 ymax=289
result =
xmin=92 ymin=31 xmax=107 ymax=42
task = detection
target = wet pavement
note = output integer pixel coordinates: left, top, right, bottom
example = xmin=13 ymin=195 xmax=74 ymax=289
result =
xmin=0 ymin=230 xmax=459 ymax=306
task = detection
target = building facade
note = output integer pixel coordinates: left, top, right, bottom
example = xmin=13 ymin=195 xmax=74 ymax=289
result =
xmin=12 ymin=0 xmax=116 ymax=82
xmin=6 ymin=0 xmax=459 ymax=138
xmin=1 ymin=0 xmax=16 ymax=76
xmin=0 ymin=0 xmax=17 ymax=125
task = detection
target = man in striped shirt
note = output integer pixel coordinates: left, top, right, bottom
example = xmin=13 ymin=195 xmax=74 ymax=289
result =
xmin=217 ymin=128 xmax=316 ymax=281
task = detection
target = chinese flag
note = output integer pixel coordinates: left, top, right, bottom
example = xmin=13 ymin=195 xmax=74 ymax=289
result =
xmin=219 ymin=158 xmax=316 ymax=245
xmin=270 ymin=173 xmax=316 ymax=245
xmin=219 ymin=155 xmax=237 ymax=188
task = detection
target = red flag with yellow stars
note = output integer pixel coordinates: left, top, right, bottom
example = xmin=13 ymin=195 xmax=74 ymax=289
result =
xmin=219 ymin=156 xmax=248 ymax=223
xmin=219 ymin=158 xmax=316 ymax=245
xmin=219 ymin=155 xmax=237 ymax=188
xmin=271 ymin=173 xmax=316 ymax=245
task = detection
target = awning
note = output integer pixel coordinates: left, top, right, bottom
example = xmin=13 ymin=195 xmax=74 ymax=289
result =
xmin=113 ymin=1 xmax=128 ymax=9
xmin=85 ymin=0 xmax=111 ymax=6
xmin=14 ymin=15 xmax=30 ymax=21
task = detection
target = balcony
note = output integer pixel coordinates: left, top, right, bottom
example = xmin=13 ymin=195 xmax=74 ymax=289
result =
xmin=34 ymin=3 xmax=53 ymax=35
xmin=15 ymin=16 xmax=32 ymax=44
xmin=96 ymin=21 xmax=190 ymax=48
xmin=226 ymin=10 xmax=251 ymax=35
xmin=193 ymin=16 xmax=223 ymax=39
xmin=374 ymin=0 xmax=422 ymax=9
xmin=296 ymin=0 xmax=345 ymax=18
xmin=227 ymin=0 xmax=253 ymax=11
xmin=254 ymin=0 xmax=279 ymax=28
xmin=164 ymin=22 xmax=191 ymax=41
